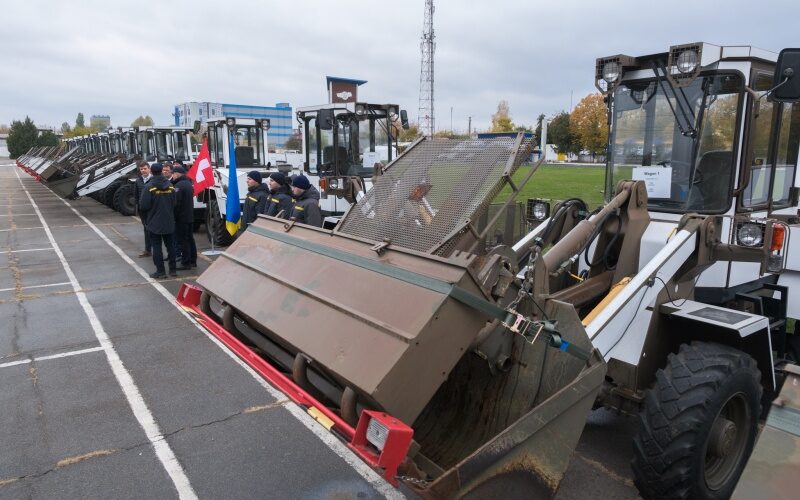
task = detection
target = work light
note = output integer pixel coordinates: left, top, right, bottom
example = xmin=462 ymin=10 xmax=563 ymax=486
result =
xmin=226 ymin=117 xmax=236 ymax=128
xmin=603 ymin=61 xmax=621 ymax=84
xmin=677 ymin=49 xmax=699 ymax=74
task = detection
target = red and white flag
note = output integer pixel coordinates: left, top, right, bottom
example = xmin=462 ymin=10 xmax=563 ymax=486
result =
xmin=187 ymin=140 xmax=215 ymax=195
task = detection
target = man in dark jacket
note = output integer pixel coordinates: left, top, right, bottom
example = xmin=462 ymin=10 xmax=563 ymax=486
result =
xmin=241 ymin=170 xmax=270 ymax=229
xmin=171 ymin=165 xmax=197 ymax=270
xmin=134 ymin=160 xmax=153 ymax=257
xmin=139 ymin=163 xmax=177 ymax=278
xmin=289 ymin=175 xmax=322 ymax=227
xmin=264 ymin=172 xmax=293 ymax=218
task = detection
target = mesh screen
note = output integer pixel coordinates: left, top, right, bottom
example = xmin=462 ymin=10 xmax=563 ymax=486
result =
xmin=338 ymin=136 xmax=534 ymax=255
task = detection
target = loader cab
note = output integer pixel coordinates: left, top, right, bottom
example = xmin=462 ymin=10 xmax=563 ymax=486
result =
xmin=206 ymin=117 xmax=269 ymax=169
xmin=297 ymin=102 xmax=407 ymax=199
xmin=136 ymin=127 xmax=193 ymax=163
xmin=601 ymin=44 xmax=800 ymax=219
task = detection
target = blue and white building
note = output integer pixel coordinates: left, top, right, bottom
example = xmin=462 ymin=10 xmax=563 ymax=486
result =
xmin=173 ymin=101 xmax=294 ymax=148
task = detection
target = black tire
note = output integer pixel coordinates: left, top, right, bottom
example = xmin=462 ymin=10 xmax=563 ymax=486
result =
xmin=102 ymin=181 xmax=124 ymax=208
xmin=632 ymin=342 xmax=762 ymax=500
xmin=113 ymin=182 xmax=137 ymax=216
xmin=206 ymin=197 xmax=234 ymax=247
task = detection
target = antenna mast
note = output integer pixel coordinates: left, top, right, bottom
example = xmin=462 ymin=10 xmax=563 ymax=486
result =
xmin=418 ymin=0 xmax=435 ymax=137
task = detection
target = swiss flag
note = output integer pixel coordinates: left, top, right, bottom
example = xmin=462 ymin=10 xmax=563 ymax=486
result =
xmin=187 ymin=139 xmax=215 ymax=195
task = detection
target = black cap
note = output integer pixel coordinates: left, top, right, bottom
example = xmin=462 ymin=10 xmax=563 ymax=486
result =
xmin=268 ymin=172 xmax=286 ymax=185
xmin=247 ymin=170 xmax=262 ymax=183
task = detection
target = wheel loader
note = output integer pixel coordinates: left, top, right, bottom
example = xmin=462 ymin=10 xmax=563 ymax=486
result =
xmin=177 ymin=42 xmax=800 ymax=498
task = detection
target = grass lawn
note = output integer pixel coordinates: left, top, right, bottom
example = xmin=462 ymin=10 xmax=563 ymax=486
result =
xmin=497 ymin=163 xmax=608 ymax=209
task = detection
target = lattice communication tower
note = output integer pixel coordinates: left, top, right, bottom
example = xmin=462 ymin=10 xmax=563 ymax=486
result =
xmin=418 ymin=0 xmax=435 ymax=137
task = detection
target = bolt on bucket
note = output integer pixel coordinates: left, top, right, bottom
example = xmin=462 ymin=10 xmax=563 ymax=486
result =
xmin=193 ymin=136 xmax=606 ymax=495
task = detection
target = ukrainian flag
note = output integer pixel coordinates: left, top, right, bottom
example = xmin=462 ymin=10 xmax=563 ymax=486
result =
xmin=225 ymin=131 xmax=241 ymax=235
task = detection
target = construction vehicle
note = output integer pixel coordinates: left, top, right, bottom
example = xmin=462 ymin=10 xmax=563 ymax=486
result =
xmin=296 ymin=102 xmax=409 ymax=226
xmin=106 ymin=126 xmax=198 ymax=217
xmin=176 ymin=43 xmax=800 ymax=498
xmin=197 ymin=116 xmax=277 ymax=246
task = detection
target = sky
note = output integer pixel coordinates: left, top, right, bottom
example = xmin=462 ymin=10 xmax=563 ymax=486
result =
xmin=2 ymin=0 xmax=799 ymax=133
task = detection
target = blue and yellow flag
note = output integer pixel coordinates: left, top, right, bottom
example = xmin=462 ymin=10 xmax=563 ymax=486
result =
xmin=225 ymin=131 xmax=241 ymax=235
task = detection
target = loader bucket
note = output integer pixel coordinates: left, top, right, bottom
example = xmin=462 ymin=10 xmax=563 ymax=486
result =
xmin=187 ymin=136 xmax=605 ymax=494
xmin=47 ymin=173 xmax=80 ymax=198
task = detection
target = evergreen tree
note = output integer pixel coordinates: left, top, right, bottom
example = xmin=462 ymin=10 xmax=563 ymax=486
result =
xmin=7 ymin=117 xmax=39 ymax=158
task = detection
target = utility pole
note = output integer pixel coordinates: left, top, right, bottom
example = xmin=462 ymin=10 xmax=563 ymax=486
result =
xmin=418 ymin=0 xmax=435 ymax=137
xmin=450 ymin=106 xmax=453 ymax=132
xmin=468 ymin=116 xmax=472 ymax=136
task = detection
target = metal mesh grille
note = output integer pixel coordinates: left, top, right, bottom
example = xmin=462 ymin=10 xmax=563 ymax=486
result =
xmin=338 ymin=136 xmax=534 ymax=255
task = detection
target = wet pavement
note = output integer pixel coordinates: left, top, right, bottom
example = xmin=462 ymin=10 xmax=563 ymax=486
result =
xmin=0 ymin=160 xmax=640 ymax=499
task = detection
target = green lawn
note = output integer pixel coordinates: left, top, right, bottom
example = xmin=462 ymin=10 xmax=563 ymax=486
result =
xmin=497 ymin=164 xmax=608 ymax=209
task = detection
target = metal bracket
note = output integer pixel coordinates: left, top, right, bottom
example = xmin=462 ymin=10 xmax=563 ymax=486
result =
xmin=370 ymin=239 xmax=391 ymax=256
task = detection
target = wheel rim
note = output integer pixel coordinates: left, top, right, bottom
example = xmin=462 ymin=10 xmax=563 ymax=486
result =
xmin=703 ymin=391 xmax=750 ymax=491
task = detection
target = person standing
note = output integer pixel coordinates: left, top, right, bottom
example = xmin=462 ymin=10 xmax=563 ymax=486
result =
xmin=289 ymin=175 xmax=322 ymax=227
xmin=241 ymin=170 xmax=270 ymax=230
xmin=134 ymin=160 xmax=154 ymax=257
xmin=263 ymin=172 xmax=293 ymax=218
xmin=171 ymin=165 xmax=197 ymax=270
xmin=139 ymin=163 xmax=177 ymax=278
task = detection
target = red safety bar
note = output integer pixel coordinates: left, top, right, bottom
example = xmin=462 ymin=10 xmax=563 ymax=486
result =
xmin=176 ymin=283 xmax=413 ymax=486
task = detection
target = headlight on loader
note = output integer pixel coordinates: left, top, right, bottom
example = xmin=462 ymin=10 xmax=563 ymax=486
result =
xmin=736 ymin=223 xmax=764 ymax=247
xmin=527 ymin=198 xmax=551 ymax=222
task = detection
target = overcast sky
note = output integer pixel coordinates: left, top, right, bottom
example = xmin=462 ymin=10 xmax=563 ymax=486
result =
xmin=2 ymin=0 xmax=799 ymax=132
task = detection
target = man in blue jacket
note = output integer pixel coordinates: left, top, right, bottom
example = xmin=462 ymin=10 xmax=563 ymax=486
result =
xmin=264 ymin=172 xmax=293 ymax=218
xmin=139 ymin=163 xmax=177 ymax=278
xmin=171 ymin=165 xmax=197 ymax=270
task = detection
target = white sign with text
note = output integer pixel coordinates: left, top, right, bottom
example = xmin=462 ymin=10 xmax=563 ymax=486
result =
xmin=632 ymin=166 xmax=672 ymax=198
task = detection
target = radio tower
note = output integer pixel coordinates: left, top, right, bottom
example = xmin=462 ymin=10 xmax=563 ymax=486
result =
xmin=418 ymin=0 xmax=435 ymax=137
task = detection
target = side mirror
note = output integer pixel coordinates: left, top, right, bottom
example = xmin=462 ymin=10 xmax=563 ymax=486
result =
xmin=772 ymin=48 xmax=800 ymax=102
xmin=193 ymin=120 xmax=202 ymax=133
xmin=318 ymin=109 xmax=335 ymax=130
xmin=400 ymin=110 xmax=409 ymax=130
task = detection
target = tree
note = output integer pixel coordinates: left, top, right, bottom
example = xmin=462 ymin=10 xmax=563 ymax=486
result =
xmin=75 ymin=112 xmax=85 ymax=128
xmin=548 ymin=112 xmax=580 ymax=155
xmin=7 ymin=117 xmax=38 ymax=158
xmin=399 ymin=124 xmax=421 ymax=142
xmin=570 ymin=93 xmax=608 ymax=156
xmin=131 ymin=115 xmax=154 ymax=127
xmin=490 ymin=100 xmax=515 ymax=133
xmin=36 ymin=130 xmax=59 ymax=147
xmin=63 ymin=126 xmax=96 ymax=138
xmin=284 ymin=136 xmax=302 ymax=151
xmin=433 ymin=130 xmax=470 ymax=139
xmin=61 ymin=122 xmax=71 ymax=134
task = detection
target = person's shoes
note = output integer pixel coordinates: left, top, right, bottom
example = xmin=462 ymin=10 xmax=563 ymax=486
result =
xmin=139 ymin=251 xmax=152 ymax=258
xmin=169 ymin=270 xmax=178 ymax=277
xmin=177 ymin=265 xmax=193 ymax=271
xmin=149 ymin=271 xmax=166 ymax=279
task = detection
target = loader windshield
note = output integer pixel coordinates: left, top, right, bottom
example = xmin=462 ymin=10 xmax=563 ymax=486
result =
xmin=607 ymin=73 xmax=743 ymax=213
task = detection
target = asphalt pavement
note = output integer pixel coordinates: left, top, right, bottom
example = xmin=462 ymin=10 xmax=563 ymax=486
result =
xmin=0 ymin=159 xmax=641 ymax=499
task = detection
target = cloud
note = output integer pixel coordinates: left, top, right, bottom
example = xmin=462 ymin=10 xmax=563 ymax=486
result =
xmin=1 ymin=0 xmax=799 ymax=131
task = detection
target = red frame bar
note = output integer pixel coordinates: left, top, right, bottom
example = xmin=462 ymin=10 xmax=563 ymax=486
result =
xmin=176 ymin=283 xmax=413 ymax=486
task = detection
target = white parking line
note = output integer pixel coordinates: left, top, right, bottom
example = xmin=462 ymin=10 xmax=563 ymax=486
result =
xmin=0 ymin=346 xmax=105 ymax=369
xmin=0 ymin=281 xmax=71 ymax=293
xmin=0 ymin=247 xmax=53 ymax=254
xmin=33 ymin=173 xmax=401 ymax=496
xmin=13 ymin=167 xmax=199 ymax=500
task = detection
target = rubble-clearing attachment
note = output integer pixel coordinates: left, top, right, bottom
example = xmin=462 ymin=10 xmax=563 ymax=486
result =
xmin=181 ymin=135 xmax=606 ymax=495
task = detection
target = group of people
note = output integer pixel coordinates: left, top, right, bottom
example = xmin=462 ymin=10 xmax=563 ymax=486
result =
xmin=135 ymin=159 xmax=197 ymax=279
xmin=241 ymin=170 xmax=322 ymax=229
xmin=134 ymin=162 xmax=323 ymax=278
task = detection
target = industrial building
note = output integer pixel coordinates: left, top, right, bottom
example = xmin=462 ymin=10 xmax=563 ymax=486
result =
xmin=173 ymin=101 xmax=293 ymax=148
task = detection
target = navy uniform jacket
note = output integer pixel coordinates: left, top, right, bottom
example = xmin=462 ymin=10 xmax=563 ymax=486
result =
xmin=139 ymin=175 xmax=177 ymax=235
